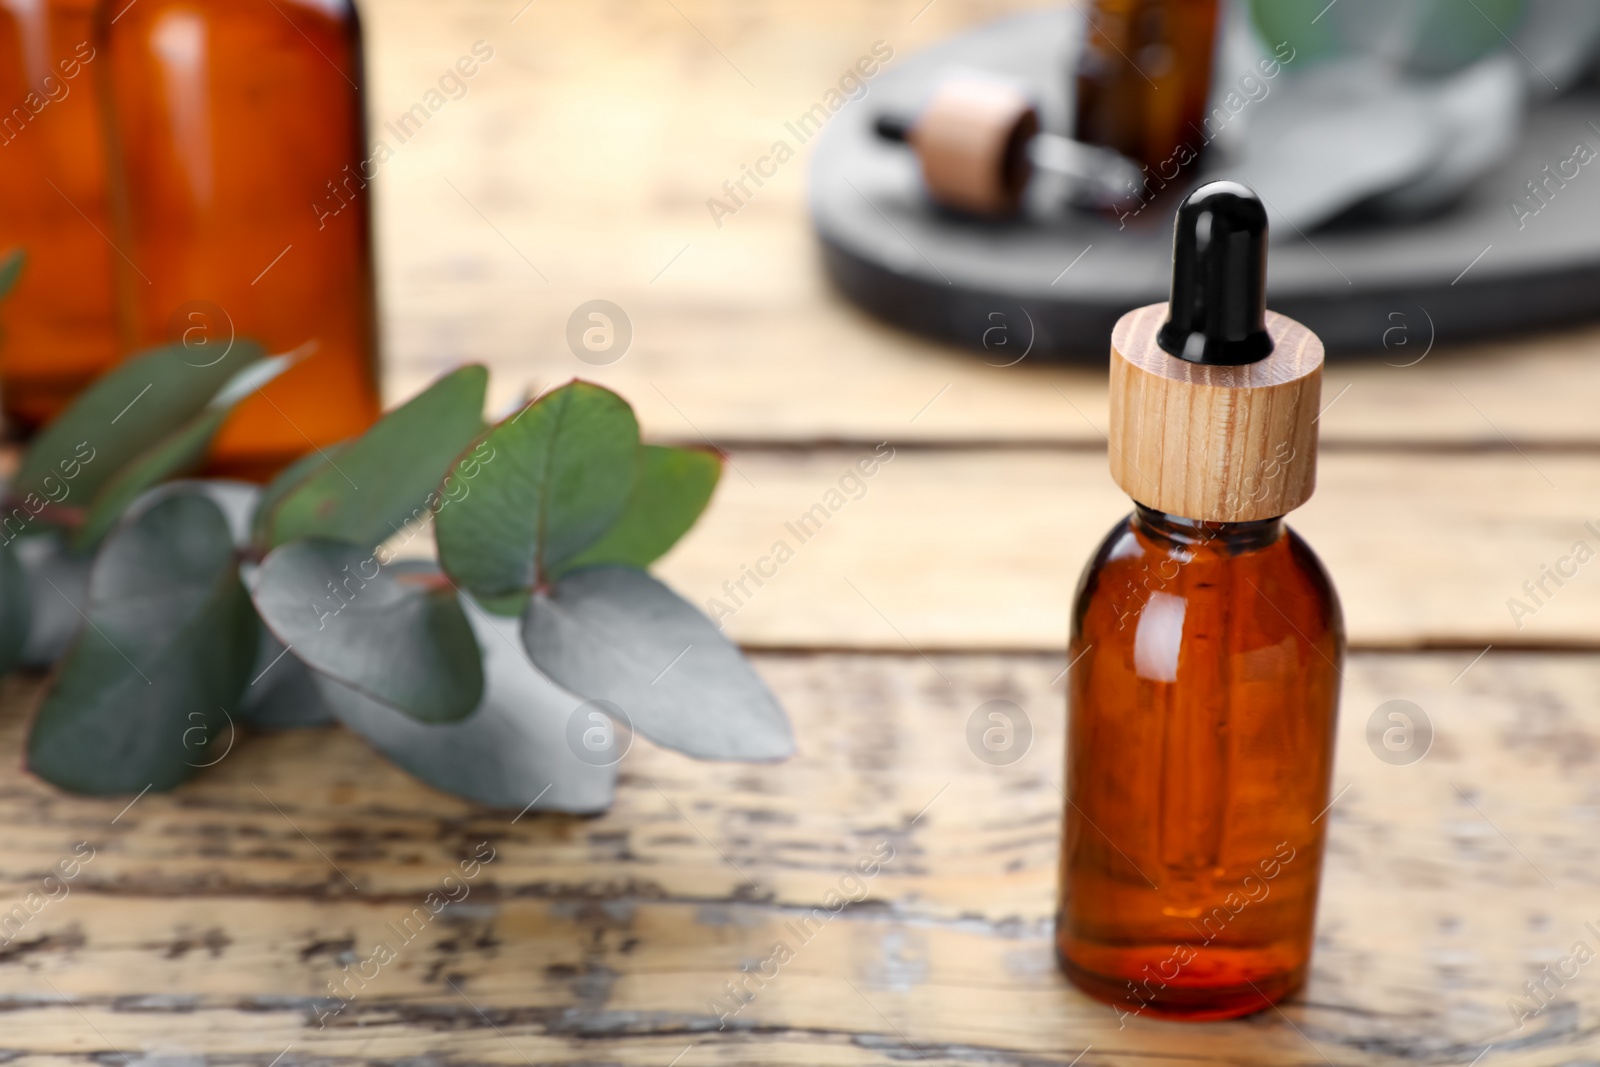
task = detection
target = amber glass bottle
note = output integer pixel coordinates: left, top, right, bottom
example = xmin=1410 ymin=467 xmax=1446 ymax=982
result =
xmin=100 ymin=0 xmax=380 ymax=479
xmin=1060 ymin=507 xmax=1342 ymax=1019
xmin=1073 ymin=0 xmax=1218 ymax=174
xmin=0 ymin=0 xmax=119 ymax=430
xmin=1057 ymin=183 xmax=1343 ymax=1021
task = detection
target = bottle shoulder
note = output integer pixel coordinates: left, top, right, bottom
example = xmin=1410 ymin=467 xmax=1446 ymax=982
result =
xmin=1072 ymin=511 xmax=1343 ymax=645
xmin=1282 ymin=523 xmax=1340 ymax=599
xmin=103 ymin=0 xmax=360 ymax=36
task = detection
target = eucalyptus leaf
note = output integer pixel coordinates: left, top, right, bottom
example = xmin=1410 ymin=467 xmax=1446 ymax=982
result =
xmin=0 ymin=248 xmax=23 ymax=300
xmin=183 ymin=479 xmax=262 ymax=549
xmin=252 ymin=539 xmax=482 ymax=723
xmin=14 ymin=340 xmax=265 ymax=505
xmin=522 ymin=566 xmax=793 ymax=761
xmin=255 ymin=365 xmax=488 ymax=552
xmin=316 ymin=600 xmax=617 ymax=812
xmin=250 ymin=443 xmax=348 ymax=548
xmin=473 ymin=589 xmax=531 ymax=618
xmin=0 ymin=540 xmax=31 ymax=675
xmin=238 ymin=628 xmax=336 ymax=730
xmin=559 ymin=445 xmax=721 ymax=574
xmin=10 ymin=480 xmax=249 ymax=669
xmin=73 ymin=356 xmax=292 ymax=549
xmin=437 ymin=381 xmax=639 ymax=600
xmin=26 ymin=493 xmax=257 ymax=794
xmin=14 ymin=533 xmax=92 ymax=668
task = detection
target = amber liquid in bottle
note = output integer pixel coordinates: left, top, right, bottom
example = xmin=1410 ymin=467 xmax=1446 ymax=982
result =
xmin=1073 ymin=0 xmax=1219 ymax=174
xmin=100 ymin=0 xmax=380 ymax=479
xmin=1057 ymin=505 xmax=1343 ymax=1020
xmin=0 ymin=0 xmax=120 ymax=430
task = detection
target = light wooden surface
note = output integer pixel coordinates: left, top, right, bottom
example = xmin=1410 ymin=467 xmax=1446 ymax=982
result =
xmin=4 ymin=652 xmax=1599 ymax=1064
xmin=656 ymin=447 xmax=1600 ymax=650
xmin=8 ymin=0 xmax=1600 ymax=1063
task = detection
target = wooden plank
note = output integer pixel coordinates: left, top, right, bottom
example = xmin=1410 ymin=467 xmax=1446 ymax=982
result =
xmin=364 ymin=0 xmax=1600 ymax=448
xmin=0 ymin=651 xmax=1594 ymax=1064
xmin=649 ymin=447 xmax=1600 ymax=650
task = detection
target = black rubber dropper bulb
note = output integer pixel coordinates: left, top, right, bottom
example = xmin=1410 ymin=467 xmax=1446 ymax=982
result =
xmin=1156 ymin=180 xmax=1274 ymax=366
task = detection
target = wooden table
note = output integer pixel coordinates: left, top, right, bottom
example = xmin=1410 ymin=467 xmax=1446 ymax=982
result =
xmin=9 ymin=0 xmax=1600 ymax=1063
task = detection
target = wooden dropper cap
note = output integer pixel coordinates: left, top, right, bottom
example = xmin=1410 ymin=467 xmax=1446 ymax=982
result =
xmin=875 ymin=77 xmax=1038 ymax=217
xmin=1107 ymin=181 xmax=1324 ymax=523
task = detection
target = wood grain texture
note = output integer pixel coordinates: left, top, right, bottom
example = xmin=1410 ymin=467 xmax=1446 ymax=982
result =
xmin=1109 ymin=304 xmax=1323 ymax=521
xmin=0 ymin=651 xmax=1594 ymax=1065
xmin=651 ymin=447 xmax=1600 ymax=651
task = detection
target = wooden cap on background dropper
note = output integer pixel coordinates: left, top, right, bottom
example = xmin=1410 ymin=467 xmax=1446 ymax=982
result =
xmin=909 ymin=78 xmax=1037 ymax=217
xmin=1107 ymin=181 xmax=1323 ymax=524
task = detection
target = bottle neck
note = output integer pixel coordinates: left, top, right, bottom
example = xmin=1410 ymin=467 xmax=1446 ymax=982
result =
xmin=1131 ymin=503 xmax=1283 ymax=555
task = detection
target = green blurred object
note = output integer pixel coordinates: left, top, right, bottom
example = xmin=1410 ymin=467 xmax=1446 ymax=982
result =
xmin=0 ymin=249 xmax=24 ymax=301
xmin=1248 ymin=0 xmax=1528 ymax=75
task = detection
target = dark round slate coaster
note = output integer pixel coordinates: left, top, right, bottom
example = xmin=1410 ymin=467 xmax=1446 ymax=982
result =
xmin=810 ymin=10 xmax=1600 ymax=358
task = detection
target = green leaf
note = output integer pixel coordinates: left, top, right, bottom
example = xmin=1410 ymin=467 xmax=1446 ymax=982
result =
xmin=250 ymin=443 xmax=348 ymax=548
xmin=71 ymin=356 xmax=292 ymax=550
xmin=437 ymin=381 xmax=640 ymax=601
xmin=183 ymin=479 xmax=261 ymax=548
xmin=0 ymin=248 xmax=24 ymax=300
xmin=317 ymin=592 xmax=616 ymax=812
xmin=238 ymin=629 xmax=335 ymax=730
xmin=254 ymin=365 xmax=488 ymax=552
xmin=27 ymin=492 xmax=258 ymax=795
xmin=13 ymin=339 xmax=266 ymax=506
xmin=522 ymin=566 xmax=793 ymax=761
xmin=15 ymin=533 xmax=92 ymax=667
xmin=0 ymin=540 xmax=31 ymax=674
xmin=471 ymin=589 xmax=531 ymax=618
xmin=251 ymin=539 xmax=483 ymax=723
xmin=559 ymin=445 xmax=721 ymax=575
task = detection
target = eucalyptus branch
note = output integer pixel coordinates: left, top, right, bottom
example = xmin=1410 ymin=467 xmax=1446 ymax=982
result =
xmin=8 ymin=342 xmax=791 ymax=811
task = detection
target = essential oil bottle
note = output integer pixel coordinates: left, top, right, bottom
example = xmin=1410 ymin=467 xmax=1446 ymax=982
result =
xmin=0 ymin=0 xmax=120 ymax=430
xmin=1072 ymin=0 xmax=1219 ymax=176
xmin=1056 ymin=181 xmax=1343 ymax=1021
xmin=98 ymin=0 xmax=381 ymax=479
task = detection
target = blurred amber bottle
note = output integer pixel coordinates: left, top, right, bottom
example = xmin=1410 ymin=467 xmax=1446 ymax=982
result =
xmin=0 ymin=0 xmax=120 ymax=430
xmin=100 ymin=0 xmax=380 ymax=480
xmin=1073 ymin=0 xmax=1218 ymax=174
